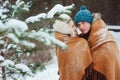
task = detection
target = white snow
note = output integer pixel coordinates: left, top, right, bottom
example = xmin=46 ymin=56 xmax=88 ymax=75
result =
xmin=15 ymin=63 xmax=31 ymax=73
xmin=108 ymin=25 xmax=120 ymax=30
xmin=6 ymin=19 xmax=28 ymax=33
xmin=26 ymin=56 xmax=59 ymax=80
xmin=12 ymin=0 xmax=28 ymax=17
xmin=25 ymin=13 xmax=47 ymax=23
xmin=47 ymin=4 xmax=66 ymax=18
xmin=47 ymin=4 xmax=74 ymax=18
xmin=0 ymin=59 xmax=14 ymax=67
xmin=0 ymin=56 xmax=4 ymax=62
xmin=20 ymin=40 xmax=36 ymax=48
xmin=25 ymin=4 xmax=74 ymax=23
xmin=7 ymin=33 xmax=19 ymax=43
xmin=109 ymin=31 xmax=120 ymax=48
xmin=0 ymin=20 xmax=6 ymax=31
xmin=0 ymin=8 xmax=8 ymax=19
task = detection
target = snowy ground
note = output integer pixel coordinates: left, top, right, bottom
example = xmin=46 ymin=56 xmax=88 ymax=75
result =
xmin=26 ymin=56 xmax=59 ymax=80
xmin=26 ymin=28 xmax=120 ymax=80
xmin=109 ymin=31 xmax=120 ymax=48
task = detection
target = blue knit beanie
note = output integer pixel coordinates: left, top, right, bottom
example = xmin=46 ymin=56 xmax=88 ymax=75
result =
xmin=74 ymin=5 xmax=93 ymax=26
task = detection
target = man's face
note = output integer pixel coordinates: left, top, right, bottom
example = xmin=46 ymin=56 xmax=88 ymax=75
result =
xmin=77 ymin=22 xmax=91 ymax=34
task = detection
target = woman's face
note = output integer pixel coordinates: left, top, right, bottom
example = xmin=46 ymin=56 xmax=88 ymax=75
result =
xmin=77 ymin=22 xmax=91 ymax=34
xmin=68 ymin=20 xmax=76 ymax=33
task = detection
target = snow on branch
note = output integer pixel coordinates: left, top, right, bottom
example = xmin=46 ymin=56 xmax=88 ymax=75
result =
xmin=0 ymin=56 xmax=4 ymax=63
xmin=6 ymin=19 xmax=28 ymax=32
xmin=25 ymin=13 xmax=47 ymax=23
xmin=15 ymin=63 xmax=31 ymax=73
xmin=12 ymin=0 xmax=31 ymax=17
xmin=7 ymin=33 xmax=20 ymax=43
xmin=0 ymin=59 xmax=14 ymax=67
xmin=47 ymin=4 xmax=75 ymax=18
xmin=20 ymin=40 xmax=36 ymax=48
xmin=25 ymin=4 xmax=75 ymax=23
xmin=0 ymin=20 xmax=6 ymax=31
xmin=5 ymin=19 xmax=28 ymax=36
xmin=25 ymin=29 xmax=67 ymax=49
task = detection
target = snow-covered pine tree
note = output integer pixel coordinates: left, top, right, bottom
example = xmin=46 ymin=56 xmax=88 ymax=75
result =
xmin=0 ymin=0 xmax=75 ymax=80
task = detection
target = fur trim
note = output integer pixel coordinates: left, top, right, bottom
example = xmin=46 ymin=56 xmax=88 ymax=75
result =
xmin=92 ymin=13 xmax=101 ymax=22
xmin=53 ymin=20 xmax=71 ymax=34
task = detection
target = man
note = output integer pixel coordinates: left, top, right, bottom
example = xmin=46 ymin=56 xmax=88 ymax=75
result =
xmin=53 ymin=14 xmax=92 ymax=80
xmin=74 ymin=5 xmax=120 ymax=80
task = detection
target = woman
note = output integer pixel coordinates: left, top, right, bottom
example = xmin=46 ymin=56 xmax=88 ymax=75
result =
xmin=74 ymin=5 xmax=120 ymax=80
xmin=53 ymin=14 xmax=92 ymax=80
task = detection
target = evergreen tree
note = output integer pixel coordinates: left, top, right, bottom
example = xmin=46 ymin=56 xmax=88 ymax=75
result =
xmin=0 ymin=0 xmax=74 ymax=80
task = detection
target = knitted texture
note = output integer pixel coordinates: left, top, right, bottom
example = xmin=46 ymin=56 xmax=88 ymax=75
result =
xmin=74 ymin=5 xmax=93 ymax=26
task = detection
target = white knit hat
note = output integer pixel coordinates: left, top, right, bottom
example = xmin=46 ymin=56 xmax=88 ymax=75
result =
xmin=53 ymin=14 xmax=72 ymax=34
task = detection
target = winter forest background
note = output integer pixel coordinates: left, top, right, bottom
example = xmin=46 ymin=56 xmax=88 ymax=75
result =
xmin=26 ymin=0 xmax=120 ymax=25
xmin=0 ymin=0 xmax=120 ymax=80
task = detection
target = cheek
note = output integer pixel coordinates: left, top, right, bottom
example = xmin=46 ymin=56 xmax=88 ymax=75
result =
xmin=86 ymin=24 xmax=91 ymax=30
xmin=86 ymin=26 xmax=90 ymax=30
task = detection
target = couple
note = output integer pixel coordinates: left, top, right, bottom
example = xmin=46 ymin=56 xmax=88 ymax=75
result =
xmin=53 ymin=5 xmax=120 ymax=80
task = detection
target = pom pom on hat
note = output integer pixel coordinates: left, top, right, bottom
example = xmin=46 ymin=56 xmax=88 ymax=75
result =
xmin=74 ymin=5 xmax=93 ymax=26
xmin=80 ymin=5 xmax=87 ymax=10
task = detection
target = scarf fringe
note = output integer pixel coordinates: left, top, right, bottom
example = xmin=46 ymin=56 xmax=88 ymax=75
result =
xmin=82 ymin=65 xmax=106 ymax=80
